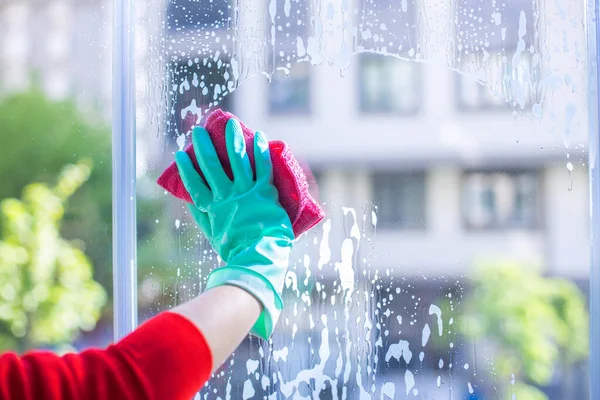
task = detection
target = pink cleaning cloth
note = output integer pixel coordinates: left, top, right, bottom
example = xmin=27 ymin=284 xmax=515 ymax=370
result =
xmin=157 ymin=109 xmax=325 ymax=237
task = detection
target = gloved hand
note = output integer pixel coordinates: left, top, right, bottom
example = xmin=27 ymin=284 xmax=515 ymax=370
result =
xmin=175 ymin=118 xmax=294 ymax=340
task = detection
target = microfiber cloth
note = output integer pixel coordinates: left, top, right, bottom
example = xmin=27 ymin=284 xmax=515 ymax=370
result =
xmin=157 ymin=109 xmax=325 ymax=237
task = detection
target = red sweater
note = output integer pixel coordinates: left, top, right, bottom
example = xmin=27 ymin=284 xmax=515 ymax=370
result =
xmin=0 ymin=312 xmax=213 ymax=400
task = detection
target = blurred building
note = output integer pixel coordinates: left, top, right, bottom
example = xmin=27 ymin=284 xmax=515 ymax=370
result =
xmin=2 ymin=0 xmax=587 ymax=281
xmin=0 ymin=0 xmax=113 ymax=116
xmin=0 ymin=0 xmax=589 ymax=398
xmin=236 ymin=61 xmax=590 ymax=282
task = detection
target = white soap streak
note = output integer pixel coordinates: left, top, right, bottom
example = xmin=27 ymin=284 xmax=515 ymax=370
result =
xmin=422 ymin=323 xmax=431 ymax=346
xmin=272 ymin=347 xmax=289 ymax=362
xmin=429 ymin=304 xmax=443 ymax=336
xmin=246 ymin=359 xmax=259 ymax=375
xmin=180 ymin=99 xmax=202 ymax=124
xmin=385 ymin=340 xmax=412 ymax=364
xmin=336 ymin=238 xmax=355 ymax=300
xmin=242 ymin=380 xmax=255 ymax=400
xmin=317 ymin=219 xmax=331 ymax=270
xmin=355 ymin=367 xmax=371 ymax=399
xmin=303 ymin=254 xmax=311 ymax=285
xmin=342 ymin=207 xmax=361 ymax=242
xmin=225 ymin=376 xmax=232 ymax=399
xmin=276 ymin=317 xmax=339 ymax=399
xmin=297 ymin=36 xmax=307 ymax=58
xmin=381 ymin=382 xmax=395 ymax=399
xmin=405 ymin=370 xmax=415 ymax=395
xmin=285 ymin=271 xmax=299 ymax=296
xmin=261 ymin=375 xmax=270 ymax=391
xmin=176 ymin=134 xmax=186 ymax=151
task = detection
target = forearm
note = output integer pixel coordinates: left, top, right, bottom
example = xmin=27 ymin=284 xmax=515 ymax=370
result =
xmin=0 ymin=313 xmax=212 ymax=400
xmin=171 ymin=284 xmax=262 ymax=371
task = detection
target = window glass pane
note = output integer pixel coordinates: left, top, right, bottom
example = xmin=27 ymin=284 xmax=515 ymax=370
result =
xmin=136 ymin=0 xmax=590 ymax=399
xmin=0 ymin=1 xmax=112 ymax=352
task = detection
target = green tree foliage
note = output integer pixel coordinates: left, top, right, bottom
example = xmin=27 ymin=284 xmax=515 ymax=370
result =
xmin=0 ymin=161 xmax=107 ymax=352
xmin=462 ymin=260 xmax=589 ymax=399
xmin=0 ymin=89 xmax=113 ymax=294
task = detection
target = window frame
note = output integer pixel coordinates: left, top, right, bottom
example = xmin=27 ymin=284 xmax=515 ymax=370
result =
xmin=113 ymin=2 xmax=600 ymax=399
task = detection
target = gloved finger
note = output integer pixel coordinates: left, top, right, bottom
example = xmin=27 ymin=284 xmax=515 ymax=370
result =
xmin=175 ymin=151 xmax=212 ymax=210
xmin=225 ymin=119 xmax=253 ymax=191
xmin=191 ymin=126 xmax=231 ymax=199
xmin=187 ymin=203 xmax=212 ymax=240
xmin=253 ymin=131 xmax=273 ymax=183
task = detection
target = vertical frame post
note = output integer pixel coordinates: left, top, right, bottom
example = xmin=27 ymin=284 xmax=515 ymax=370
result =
xmin=112 ymin=0 xmax=137 ymax=341
xmin=588 ymin=0 xmax=600 ymax=397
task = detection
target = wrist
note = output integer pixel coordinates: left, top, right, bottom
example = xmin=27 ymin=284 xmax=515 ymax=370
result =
xmin=204 ymin=237 xmax=293 ymax=340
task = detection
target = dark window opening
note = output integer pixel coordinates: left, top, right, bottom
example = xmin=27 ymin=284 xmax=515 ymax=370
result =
xmin=372 ymin=171 xmax=427 ymax=229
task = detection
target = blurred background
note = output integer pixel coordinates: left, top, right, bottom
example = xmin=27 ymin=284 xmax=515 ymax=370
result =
xmin=0 ymin=0 xmax=591 ymax=399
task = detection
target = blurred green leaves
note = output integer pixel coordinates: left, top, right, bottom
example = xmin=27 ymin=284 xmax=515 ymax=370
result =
xmin=0 ymin=161 xmax=106 ymax=352
xmin=462 ymin=260 xmax=589 ymax=398
xmin=0 ymin=88 xmax=176 ymax=323
xmin=0 ymin=89 xmax=112 ymax=296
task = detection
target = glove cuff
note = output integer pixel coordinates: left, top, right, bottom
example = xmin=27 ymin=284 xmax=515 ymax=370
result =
xmin=205 ymin=267 xmax=283 ymax=340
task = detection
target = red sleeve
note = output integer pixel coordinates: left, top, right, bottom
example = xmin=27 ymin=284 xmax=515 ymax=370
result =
xmin=0 ymin=312 xmax=213 ymax=400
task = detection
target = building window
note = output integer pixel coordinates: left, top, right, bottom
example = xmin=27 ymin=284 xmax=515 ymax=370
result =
xmin=359 ymin=54 xmax=421 ymax=114
xmin=462 ymin=171 xmax=540 ymax=230
xmin=372 ymin=172 xmax=426 ymax=229
xmin=268 ymin=62 xmax=310 ymax=115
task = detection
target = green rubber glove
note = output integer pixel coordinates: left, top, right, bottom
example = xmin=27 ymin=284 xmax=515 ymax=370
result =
xmin=175 ymin=119 xmax=294 ymax=340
